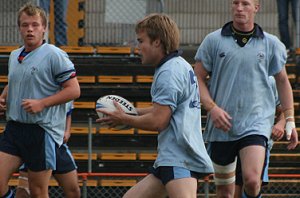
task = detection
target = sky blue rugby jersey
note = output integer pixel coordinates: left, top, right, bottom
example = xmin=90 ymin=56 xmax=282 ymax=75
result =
xmin=194 ymin=23 xmax=287 ymax=142
xmin=6 ymin=43 xmax=76 ymax=145
xmin=151 ymin=53 xmax=213 ymax=174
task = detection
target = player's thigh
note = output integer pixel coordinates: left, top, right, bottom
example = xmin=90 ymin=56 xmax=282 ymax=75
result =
xmin=123 ymin=174 xmax=167 ymax=198
xmin=28 ymin=169 xmax=52 ymax=191
xmin=0 ymin=151 xmax=22 ymax=183
xmin=239 ymin=145 xmax=265 ymax=180
xmin=165 ymin=177 xmax=198 ymax=198
xmin=54 ymin=170 xmax=80 ymax=191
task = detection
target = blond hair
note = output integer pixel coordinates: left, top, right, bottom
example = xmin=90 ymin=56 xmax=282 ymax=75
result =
xmin=135 ymin=13 xmax=180 ymax=54
xmin=17 ymin=2 xmax=47 ymax=27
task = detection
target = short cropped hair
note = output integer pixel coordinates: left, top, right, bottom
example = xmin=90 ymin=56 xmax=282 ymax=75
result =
xmin=18 ymin=2 xmax=47 ymax=28
xmin=135 ymin=13 xmax=180 ymax=54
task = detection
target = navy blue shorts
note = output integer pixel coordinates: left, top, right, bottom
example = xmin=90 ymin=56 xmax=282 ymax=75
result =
xmin=19 ymin=143 xmax=77 ymax=174
xmin=0 ymin=121 xmax=57 ymax=171
xmin=149 ymin=166 xmax=209 ymax=185
xmin=208 ymin=135 xmax=267 ymax=166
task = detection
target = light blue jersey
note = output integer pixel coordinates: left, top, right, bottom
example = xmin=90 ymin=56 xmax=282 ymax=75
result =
xmin=152 ymin=51 xmax=213 ymax=174
xmin=195 ymin=22 xmax=286 ymax=142
xmin=7 ymin=43 xmax=76 ymax=145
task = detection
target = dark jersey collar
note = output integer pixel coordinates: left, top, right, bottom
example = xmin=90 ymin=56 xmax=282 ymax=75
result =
xmin=221 ymin=21 xmax=264 ymax=39
xmin=156 ymin=50 xmax=183 ymax=68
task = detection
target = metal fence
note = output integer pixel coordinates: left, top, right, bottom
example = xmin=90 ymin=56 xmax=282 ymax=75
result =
xmin=0 ymin=0 xmax=298 ymax=47
xmin=9 ymin=173 xmax=300 ymax=197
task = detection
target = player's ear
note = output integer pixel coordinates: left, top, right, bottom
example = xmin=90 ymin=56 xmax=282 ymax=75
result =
xmin=254 ymin=3 xmax=260 ymax=13
xmin=153 ymin=39 xmax=161 ymax=48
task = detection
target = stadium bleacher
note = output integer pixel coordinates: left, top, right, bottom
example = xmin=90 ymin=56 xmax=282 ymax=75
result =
xmin=0 ymin=45 xmax=299 ymax=197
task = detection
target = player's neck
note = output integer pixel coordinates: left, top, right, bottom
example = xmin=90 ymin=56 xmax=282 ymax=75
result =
xmin=24 ymin=40 xmax=44 ymax=52
xmin=232 ymin=22 xmax=254 ymax=32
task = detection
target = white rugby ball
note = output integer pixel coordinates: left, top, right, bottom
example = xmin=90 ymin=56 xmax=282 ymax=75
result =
xmin=95 ymin=95 xmax=138 ymax=130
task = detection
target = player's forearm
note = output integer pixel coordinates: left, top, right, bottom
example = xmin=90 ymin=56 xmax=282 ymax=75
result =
xmin=277 ymin=83 xmax=294 ymax=120
xmin=275 ymin=72 xmax=294 ymax=120
xmin=197 ymin=78 xmax=216 ymax=112
xmin=136 ymin=106 xmax=153 ymax=115
xmin=194 ymin=62 xmax=216 ymax=112
xmin=0 ymin=85 xmax=8 ymax=98
xmin=124 ymin=113 xmax=167 ymax=132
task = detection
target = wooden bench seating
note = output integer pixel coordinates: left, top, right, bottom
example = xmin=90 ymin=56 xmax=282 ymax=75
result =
xmin=99 ymin=179 xmax=137 ymax=187
xmin=77 ymin=76 xmax=96 ymax=83
xmin=99 ymin=152 xmax=137 ymax=161
xmin=96 ymin=46 xmax=133 ymax=55
xmin=60 ymin=46 xmax=95 ymax=54
xmin=135 ymin=75 xmax=153 ymax=83
xmin=74 ymin=101 xmax=95 ymax=109
xmin=0 ymin=75 xmax=8 ymax=83
xmin=98 ymin=75 xmax=133 ymax=83
xmin=72 ymin=153 xmax=97 ymax=160
xmin=285 ymin=63 xmax=296 ymax=67
xmin=79 ymin=179 xmax=98 ymax=187
xmin=288 ymin=74 xmax=296 ymax=83
xmin=270 ymin=153 xmax=300 ymax=161
xmin=8 ymin=179 xmax=18 ymax=186
xmin=268 ymin=167 xmax=300 ymax=174
xmin=0 ymin=46 xmax=18 ymax=53
xmin=71 ymin=126 xmax=97 ymax=134
xmin=295 ymin=48 xmax=300 ymax=55
xmin=99 ymin=128 xmax=135 ymax=135
xmin=136 ymin=129 xmax=158 ymax=135
xmin=10 ymin=178 xmax=98 ymax=187
xmin=138 ymin=153 xmax=157 ymax=160
xmin=0 ymin=125 xmax=5 ymax=133
xmin=135 ymin=102 xmax=152 ymax=108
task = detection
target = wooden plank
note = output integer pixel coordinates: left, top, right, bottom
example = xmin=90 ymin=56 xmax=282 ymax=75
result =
xmin=60 ymin=46 xmax=95 ymax=54
xmin=0 ymin=75 xmax=8 ymax=83
xmin=79 ymin=179 xmax=98 ymax=187
xmin=99 ymin=152 xmax=137 ymax=160
xmin=0 ymin=125 xmax=5 ymax=133
xmin=72 ymin=153 xmax=97 ymax=160
xmin=135 ymin=102 xmax=152 ymax=108
xmin=0 ymin=46 xmax=18 ymax=53
xmin=8 ymin=179 xmax=19 ymax=186
xmin=74 ymin=101 xmax=95 ymax=109
xmin=71 ymin=127 xmax=97 ymax=134
xmin=99 ymin=179 xmax=137 ymax=187
xmin=137 ymin=129 xmax=158 ymax=135
xmin=136 ymin=75 xmax=153 ymax=83
xmin=294 ymin=102 xmax=300 ymax=110
xmin=285 ymin=63 xmax=296 ymax=67
xmin=98 ymin=75 xmax=133 ymax=83
xmin=77 ymin=76 xmax=96 ymax=83
xmin=138 ymin=153 xmax=157 ymax=160
xmin=99 ymin=128 xmax=134 ymax=135
xmin=96 ymin=46 xmax=132 ymax=54
xmin=288 ymin=74 xmax=296 ymax=83
xmin=270 ymin=153 xmax=300 ymax=161
xmin=49 ymin=179 xmax=59 ymax=186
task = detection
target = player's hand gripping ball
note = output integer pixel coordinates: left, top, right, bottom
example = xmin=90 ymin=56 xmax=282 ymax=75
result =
xmin=96 ymin=95 xmax=137 ymax=130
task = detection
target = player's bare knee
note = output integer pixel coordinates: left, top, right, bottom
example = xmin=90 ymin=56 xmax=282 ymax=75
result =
xmin=243 ymin=177 xmax=261 ymax=195
xmin=64 ymin=186 xmax=81 ymax=198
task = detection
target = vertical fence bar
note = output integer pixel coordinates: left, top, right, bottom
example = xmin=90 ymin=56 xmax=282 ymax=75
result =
xmin=296 ymin=0 xmax=300 ymax=48
xmin=88 ymin=117 xmax=93 ymax=173
xmin=159 ymin=0 xmax=164 ymax=13
xmin=82 ymin=174 xmax=88 ymax=198
xmin=204 ymin=176 xmax=210 ymax=198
